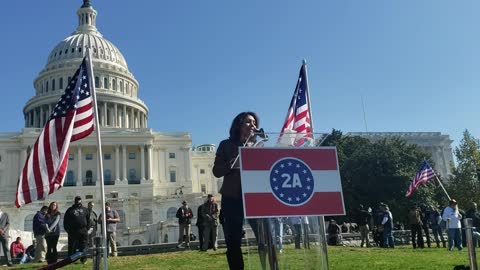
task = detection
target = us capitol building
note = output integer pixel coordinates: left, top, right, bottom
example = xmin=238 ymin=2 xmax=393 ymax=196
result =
xmin=0 ymin=1 xmax=220 ymax=248
xmin=0 ymin=1 xmax=454 ymax=249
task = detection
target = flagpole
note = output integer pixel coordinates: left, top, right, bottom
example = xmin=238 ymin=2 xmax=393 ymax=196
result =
xmin=434 ymin=174 xmax=451 ymax=201
xmin=424 ymin=159 xmax=451 ymax=201
xmin=86 ymin=48 xmax=109 ymax=270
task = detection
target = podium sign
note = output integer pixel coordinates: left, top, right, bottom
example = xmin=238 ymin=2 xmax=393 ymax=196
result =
xmin=240 ymin=147 xmax=345 ymax=218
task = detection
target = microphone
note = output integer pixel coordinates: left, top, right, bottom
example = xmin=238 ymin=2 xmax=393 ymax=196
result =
xmin=255 ymin=128 xmax=268 ymax=139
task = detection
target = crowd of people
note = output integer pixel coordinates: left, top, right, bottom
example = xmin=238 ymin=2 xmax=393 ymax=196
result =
xmin=0 ymin=196 xmax=120 ymax=267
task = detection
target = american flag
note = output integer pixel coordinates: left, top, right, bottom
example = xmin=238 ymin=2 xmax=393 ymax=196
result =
xmin=15 ymin=57 xmax=94 ymax=207
xmin=405 ymin=160 xmax=436 ymax=197
xmin=279 ymin=63 xmax=313 ymax=146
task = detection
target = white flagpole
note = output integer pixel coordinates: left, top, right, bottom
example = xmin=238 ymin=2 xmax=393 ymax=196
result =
xmin=434 ymin=174 xmax=451 ymax=201
xmin=86 ymin=48 xmax=109 ymax=270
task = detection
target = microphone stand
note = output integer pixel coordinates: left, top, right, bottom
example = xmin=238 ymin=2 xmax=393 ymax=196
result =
xmin=229 ymin=130 xmax=269 ymax=169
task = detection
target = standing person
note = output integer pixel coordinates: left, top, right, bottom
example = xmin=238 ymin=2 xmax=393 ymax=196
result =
xmin=356 ymin=205 xmax=372 ymax=248
xmin=10 ymin=237 xmax=25 ymax=264
xmin=45 ymin=202 xmax=61 ymax=264
xmin=196 ymin=204 xmax=205 ymax=250
xmin=212 ymin=112 xmax=260 ymax=269
xmin=33 ymin=205 xmax=49 ymax=263
xmin=201 ymin=194 xmax=219 ymax=251
xmin=429 ymin=206 xmax=446 ymax=248
xmin=176 ymin=201 xmax=193 ymax=248
xmin=408 ymin=205 xmax=424 ymax=249
xmin=466 ymin=202 xmax=480 ymax=247
xmin=302 ymin=216 xmax=310 ymax=249
xmin=381 ymin=204 xmax=394 ymax=248
xmin=87 ymin=202 xmax=98 ymax=248
xmin=290 ymin=216 xmax=303 ymax=249
xmin=99 ymin=202 xmax=120 ymax=257
xmin=442 ymin=199 xmax=463 ymax=251
xmin=64 ymin=196 xmax=90 ymax=264
xmin=373 ymin=204 xmax=385 ymax=247
xmin=0 ymin=207 xmax=12 ymax=266
xmin=420 ymin=205 xmax=431 ymax=248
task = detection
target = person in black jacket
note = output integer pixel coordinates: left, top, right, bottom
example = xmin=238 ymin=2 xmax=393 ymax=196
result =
xmin=176 ymin=201 xmax=193 ymax=248
xmin=63 ymin=196 xmax=90 ymax=264
xmin=33 ymin=205 xmax=49 ymax=263
xmin=213 ymin=112 xmax=260 ymax=269
xmin=196 ymin=204 xmax=205 ymax=250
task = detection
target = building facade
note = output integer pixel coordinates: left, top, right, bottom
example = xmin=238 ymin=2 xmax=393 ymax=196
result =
xmin=347 ymin=132 xmax=454 ymax=180
xmin=0 ymin=2 xmax=219 ymax=248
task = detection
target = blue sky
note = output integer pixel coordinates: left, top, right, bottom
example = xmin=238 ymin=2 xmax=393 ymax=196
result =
xmin=1 ymin=0 xmax=479 ymax=149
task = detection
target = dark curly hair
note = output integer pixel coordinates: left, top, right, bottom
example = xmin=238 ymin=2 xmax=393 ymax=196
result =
xmin=229 ymin=112 xmax=259 ymax=144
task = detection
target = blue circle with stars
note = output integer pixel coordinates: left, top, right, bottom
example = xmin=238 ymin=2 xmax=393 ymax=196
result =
xmin=269 ymin=157 xmax=314 ymax=206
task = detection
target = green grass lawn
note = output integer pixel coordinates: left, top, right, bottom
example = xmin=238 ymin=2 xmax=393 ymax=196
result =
xmin=5 ymin=245 xmax=474 ymax=270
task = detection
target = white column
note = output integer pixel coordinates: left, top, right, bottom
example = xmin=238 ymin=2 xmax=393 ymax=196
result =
xmin=33 ymin=109 xmax=38 ymax=127
xmin=147 ymin=145 xmax=153 ymax=180
xmin=122 ymin=145 xmax=127 ymax=181
xmin=115 ymin=145 xmax=120 ymax=182
xmin=40 ymin=107 xmax=44 ymax=127
xmin=183 ymin=147 xmax=190 ymax=183
xmin=103 ymin=102 xmax=108 ymax=126
xmin=140 ymin=145 xmax=145 ymax=181
xmin=123 ymin=105 xmax=127 ymax=128
xmin=130 ymin=109 xmax=134 ymax=129
xmin=114 ymin=103 xmax=118 ymax=127
xmin=77 ymin=146 xmax=82 ymax=186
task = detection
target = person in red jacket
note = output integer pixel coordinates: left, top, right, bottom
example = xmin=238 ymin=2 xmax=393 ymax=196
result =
xmin=10 ymin=237 xmax=26 ymax=263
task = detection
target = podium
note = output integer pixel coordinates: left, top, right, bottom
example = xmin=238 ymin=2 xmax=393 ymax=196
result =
xmin=238 ymin=132 xmax=345 ymax=270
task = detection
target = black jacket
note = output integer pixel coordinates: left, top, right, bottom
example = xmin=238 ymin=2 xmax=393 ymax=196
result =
xmin=63 ymin=203 xmax=90 ymax=233
xmin=213 ymin=139 xmax=242 ymax=199
xmin=176 ymin=207 xmax=193 ymax=225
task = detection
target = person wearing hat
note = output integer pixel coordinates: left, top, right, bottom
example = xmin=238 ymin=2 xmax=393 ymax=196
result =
xmin=176 ymin=200 xmax=193 ymax=248
xmin=64 ymin=196 xmax=90 ymax=263
xmin=201 ymin=194 xmax=219 ymax=251
xmin=442 ymin=199 xmax=463 ymax=251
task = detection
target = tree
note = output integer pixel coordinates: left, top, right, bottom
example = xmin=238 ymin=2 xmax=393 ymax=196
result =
xmin=447 ymin=129 xmax=480 ymax=207
xmin=321 ymin=129 xmax=441 ymax=224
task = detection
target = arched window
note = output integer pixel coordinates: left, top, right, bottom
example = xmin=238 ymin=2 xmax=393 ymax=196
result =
xmin=46 ymin=81 xmax=49 ymax=93
xmin=132 ymin=239 xmax=142 ymax=246
xmin=86 ymin=170 xmax=93 ymax=185
xmin=65 ymin=170 xmax=75 ymax=186
xmin=140 ymin=209 xmax=153 ymax=226
xmin=95 ymin=77 xmax=100 ymax=88
xmin=104 ymin=78 xmax=108 ymax=89
xmin=24 ymin=214 xmax=35 ymax=231
xmin=104 ymin=169 xmax=112 ymax=184
xmin=112 ymin=79 xmax=116 ymax=90
xmin=59 ymin=78 xmax=63 ymax=90
xmin=167 ymin=207 xmax=177 ymax=219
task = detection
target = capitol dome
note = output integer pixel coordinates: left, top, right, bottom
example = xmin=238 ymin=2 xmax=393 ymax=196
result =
xmin=24 ymin=1 xmax=148 ymax=130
